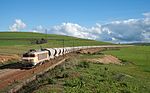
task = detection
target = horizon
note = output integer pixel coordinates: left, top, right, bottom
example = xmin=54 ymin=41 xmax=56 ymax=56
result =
xmin=0 ymin=0 xmax=150 ymax=43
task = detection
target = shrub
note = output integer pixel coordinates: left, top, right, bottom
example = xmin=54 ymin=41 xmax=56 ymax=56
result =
xmin=78 ymin=62 xmax=89 ymax=68
xmin=31 ymin=38 xmax=48 ymax=44
xmin=47 ymin=78 xmax=56 ymax=84
xmin=63 ymin=72 xmax=69 ymax=78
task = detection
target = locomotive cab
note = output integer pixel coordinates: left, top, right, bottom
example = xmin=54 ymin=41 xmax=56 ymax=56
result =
xmin=22 ymin=52 xmax=36 ymax=66
xmin=22 ymin=50 xmax=49 ymax=67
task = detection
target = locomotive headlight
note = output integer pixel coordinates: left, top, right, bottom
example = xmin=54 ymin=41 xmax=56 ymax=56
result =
xmin=30 ymin=59 xmax=34 ymax=62
xmin=28 ymin=59 xmax=34 ymax=62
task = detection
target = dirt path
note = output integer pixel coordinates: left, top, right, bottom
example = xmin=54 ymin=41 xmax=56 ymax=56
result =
xmin=0 ymin=54 xmax=20 ymax=63
xmin=86 ymin=55 xmax=122 ymax=65
xmin=78 ymin=48 xmax=106 ymax=54
xmin=0 ymin=69 xmax=22 ymax=79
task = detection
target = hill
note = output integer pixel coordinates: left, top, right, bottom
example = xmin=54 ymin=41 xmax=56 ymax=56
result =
xmin=0 ymin=32 xmax=80 ymax=40
xmin=129 ymin=43 xmax=150 ymax=46
xmin=0 ymin=32 xmax=112 ymax=54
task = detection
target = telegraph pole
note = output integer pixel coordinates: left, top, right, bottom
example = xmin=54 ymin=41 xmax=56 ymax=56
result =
xmin=45 ymin=29 xmax=48 ymax=40
xmin=73 ymin=40 xmax=75 ymax=52
xmin=62 ymin=39 xmax=65 ymax=58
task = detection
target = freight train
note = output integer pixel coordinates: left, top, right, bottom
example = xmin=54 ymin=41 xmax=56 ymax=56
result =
xmin=22 ymin=46 xmax=86 ymax=67
xmin=21 ymin=45 xmax=121 ymax=67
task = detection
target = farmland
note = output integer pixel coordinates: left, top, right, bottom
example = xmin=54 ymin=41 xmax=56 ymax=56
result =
xmin=103 ymin=46 xmax=150 ymax=72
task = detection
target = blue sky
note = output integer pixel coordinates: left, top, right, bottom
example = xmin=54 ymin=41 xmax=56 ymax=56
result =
xmin=0 ymin=0 xmax=150 ymax=43
xmin=0 ymin=0 xmax=150 ymax=29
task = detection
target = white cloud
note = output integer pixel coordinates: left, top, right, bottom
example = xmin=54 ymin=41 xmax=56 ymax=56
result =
xmin=143 ymin=12 xmax=150 ymax=18
xmin=50 ymin=23 xmax=99 ymax=39
xmin=143 ymin=13 xmax=150 ymax=25
xmin=32 ymin=25 xmax=45 ymax=33
xmin=9 ymin=19 xmax=26 ymax=31
xmin=102 ymin=15 xmax=150 ymax=42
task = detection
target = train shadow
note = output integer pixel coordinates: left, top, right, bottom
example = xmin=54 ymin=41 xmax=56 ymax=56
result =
xmin=0 ymin=62 xmax=23 ymax=69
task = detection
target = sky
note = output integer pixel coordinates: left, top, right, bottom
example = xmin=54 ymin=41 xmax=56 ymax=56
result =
xmin=0 ymin=0 xmax=150 ymax=43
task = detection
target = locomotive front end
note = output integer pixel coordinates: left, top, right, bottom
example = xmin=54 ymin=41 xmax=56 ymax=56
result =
xmin=22 ymin=52 xmax=36 ymax=67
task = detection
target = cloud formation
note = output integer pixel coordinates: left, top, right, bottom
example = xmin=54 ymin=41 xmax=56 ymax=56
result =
xmin=102 ymin=13 xmax=150 ymax=43
xmin=50 ymin=23 xmax=99 ymax=39
xmin=30 ymin=12 xmax=149 ymax=43
xmin=32 ymin=25 xmax=45 ymax=33
xmin=9 ymin=19 xmax=26 ymax=31
xmin=47 ymin=12 xmax=150 ymax=43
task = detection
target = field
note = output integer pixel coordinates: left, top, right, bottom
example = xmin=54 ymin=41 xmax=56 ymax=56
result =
xmin=18 ymin=46 xmax=150 ymax=93
xmin=103 ymin=46 xmax=150 ymax=72
xmin=0 ymin=32 xmax=111 ymax=55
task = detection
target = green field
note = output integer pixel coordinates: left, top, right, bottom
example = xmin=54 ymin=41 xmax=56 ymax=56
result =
xmin=17 ymin=46 xmax=150 ymax=93
xmin=103 ymin=46 xmax=150 ymax=72
xmin=0 ymin=32 xmax=111 ymax=55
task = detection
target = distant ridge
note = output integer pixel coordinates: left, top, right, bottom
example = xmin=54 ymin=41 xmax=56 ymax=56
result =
xmin=129 ymin=43 xmax=150 ymax=46
xmin=0 ymin=32 xmax=112 ymax=46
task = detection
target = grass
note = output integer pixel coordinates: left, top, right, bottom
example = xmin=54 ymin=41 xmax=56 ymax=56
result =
xmin=63 ymin=64 xmax=150 ymax=93
xmin=0 ymin=40 xmax=31 ymax=46
xmin=0 ymin=32 xmax=111 ymax=55
xmin=18 ymin=47 xmax=150 ymax=93
xmin=103 ymin=46 xmax=150 ymax=72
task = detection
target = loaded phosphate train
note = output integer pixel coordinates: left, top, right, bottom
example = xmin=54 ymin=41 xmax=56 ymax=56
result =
xmin=22 ymin=45 xmax=120 ymax=67
xmin=22 ymin=46 xmax=90 ymax=67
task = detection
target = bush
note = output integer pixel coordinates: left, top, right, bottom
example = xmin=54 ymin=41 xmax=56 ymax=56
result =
xmin=31 ymin=38 xmax=48 ymax=44
xmin=47 ymin=78 xmax=56 ymax=84
xmin=64 ymin=78 xmax=80 ymax=87
xmin=63 ymin=72 xmax=69 ymax=78
xmin=78 ymin=62 xmax=89 ymax=68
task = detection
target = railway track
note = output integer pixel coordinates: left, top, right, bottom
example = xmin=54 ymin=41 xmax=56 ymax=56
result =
xmin=0 ymin=53 xmax=72 ymax=92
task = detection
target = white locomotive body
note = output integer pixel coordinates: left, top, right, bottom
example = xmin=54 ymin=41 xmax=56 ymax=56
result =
xmin=22 ymin=50 xmax=49 ymax=67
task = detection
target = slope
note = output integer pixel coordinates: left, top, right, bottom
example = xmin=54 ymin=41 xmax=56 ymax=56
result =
xmin=0 ymin=32 xmax=112 ymax=54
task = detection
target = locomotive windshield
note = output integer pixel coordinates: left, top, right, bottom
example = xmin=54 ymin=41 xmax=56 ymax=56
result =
xmin=23 ymin=53 xmax=35 ymax=57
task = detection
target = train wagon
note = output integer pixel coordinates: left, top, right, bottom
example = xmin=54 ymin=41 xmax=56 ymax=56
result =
xmin=53 ymin=48 xmax=61 ymax=57
xmin=43 ymin=48 xmax=56 ymax=59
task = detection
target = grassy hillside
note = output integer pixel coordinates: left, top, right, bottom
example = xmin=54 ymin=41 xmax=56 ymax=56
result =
xmin=0 ymin=32 xmax=111 ymax=55
xmin=0 ymin=32 xmax=83 ymax=46
xmin=0 ymin=32 xmax=82 ymax=40
xmin=128 ymin=43 xmax=150 ymax=46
